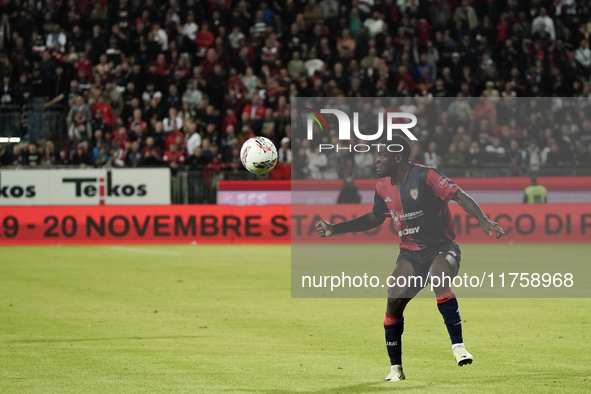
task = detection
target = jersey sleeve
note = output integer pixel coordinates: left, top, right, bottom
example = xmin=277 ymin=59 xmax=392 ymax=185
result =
xmin=426 ymin=168 xmax=460 ymax=203
xmin=372 ymin=189 xmax=389 ymax=218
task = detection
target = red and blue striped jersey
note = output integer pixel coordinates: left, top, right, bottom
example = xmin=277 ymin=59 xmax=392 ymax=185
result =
xmin=372 ymin=164 xmax=460 ymax=251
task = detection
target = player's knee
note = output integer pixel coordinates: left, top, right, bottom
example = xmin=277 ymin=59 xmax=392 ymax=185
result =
xmin=388 ymin=285 xmax=417 ymax=300
xmin=386 ymin=297 xmax=407 ymax=316
xmin=429 ymin=254 xmax=457 ymax=278
xmin=384 ymin=311 xmax=403 ymax=325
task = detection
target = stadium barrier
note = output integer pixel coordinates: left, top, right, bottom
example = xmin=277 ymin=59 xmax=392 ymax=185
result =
xmin=2 ymin=167 xmax=590 ymax=205
xmin=0 ymin=104 xmax=66 ymax=143
xmin=0 ymin=204 xmax=589 ymax=245
xmin=0 ymin=168 xmax=171 ymax=205
xmin=219 ymin=177 xmax=591 ymax=205
xmin=171 ymin=169 xmax=259 ymax=204
xmin=172 ymin=171 xmax=591 ymax=204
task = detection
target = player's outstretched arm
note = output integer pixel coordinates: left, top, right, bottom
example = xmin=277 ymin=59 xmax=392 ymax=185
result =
xmin=452 ymin=190 xmax=505 ymax=239
xmin=316 ymin=212 xmax=386 ymax=237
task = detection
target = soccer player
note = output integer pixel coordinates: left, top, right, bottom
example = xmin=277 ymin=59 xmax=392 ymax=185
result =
xmin=315 ymin=135 xmax=505 ymax=381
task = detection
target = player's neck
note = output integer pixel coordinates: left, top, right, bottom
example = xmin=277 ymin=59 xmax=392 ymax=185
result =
xmin=390 ymin=162 xmax=411 ymax=185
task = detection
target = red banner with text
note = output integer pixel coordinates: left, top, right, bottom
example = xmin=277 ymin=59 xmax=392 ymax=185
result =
xmin=0 ymin=204 xmax=590 ymax=245
xmin=0 ymin=205 xmax=290 ymax=245
xmin=292 ymin=204 xmax=591 ymax=244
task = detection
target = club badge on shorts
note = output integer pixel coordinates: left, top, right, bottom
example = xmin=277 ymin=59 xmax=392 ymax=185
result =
xmin=410 ymin=188 xmax=419 ymax=200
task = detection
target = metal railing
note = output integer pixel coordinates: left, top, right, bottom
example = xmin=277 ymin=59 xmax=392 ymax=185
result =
xmin=171 ymin=169 xmax=260 ymax=204
xmin=0 ymin=104 xmax=67 ymax=143
xmin=442 ymin=166 xmax=591 ymax=178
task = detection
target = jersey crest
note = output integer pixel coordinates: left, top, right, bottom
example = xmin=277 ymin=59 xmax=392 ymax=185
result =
xmin=410 ymin=188 xmax=419 ymax=200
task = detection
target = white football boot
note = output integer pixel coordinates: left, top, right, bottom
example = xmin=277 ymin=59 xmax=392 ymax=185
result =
xmin=384 ymin=365 xmax=405 ymax=381
xmin=452 ymin=344 xmax=473 ymax=366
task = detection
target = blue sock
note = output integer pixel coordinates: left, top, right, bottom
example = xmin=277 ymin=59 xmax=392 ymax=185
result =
xmin=384 ymin=314 xmax=404 ymax=365
xmin=437 ymin=290 xmax=463 ymax=345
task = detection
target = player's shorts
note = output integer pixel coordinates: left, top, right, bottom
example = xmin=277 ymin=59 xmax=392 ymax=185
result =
xmin=396 ymin=242 xmax=461 ymax=278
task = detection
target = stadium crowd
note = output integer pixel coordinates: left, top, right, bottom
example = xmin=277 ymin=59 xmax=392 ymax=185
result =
xmin=0 ymin=0 xmax=590 ymax=178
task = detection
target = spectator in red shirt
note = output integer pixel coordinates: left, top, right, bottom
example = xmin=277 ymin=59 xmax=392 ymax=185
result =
xmin=164 ymin=121 xmax=184 ymax=151
xmin=92 ymin=95 xmax=115 ymax=125
xmin=226 ymin=68 xmax=246 ymax=95
xmin=496 ymin=13 xmax=510 ymax=43
xmin=473 ymin=96 xmax=497 ymax=123
xmin=163 ymin=142 xmax=185 ymax=172
xmin=129 ymin=109 xmax=147 ymax=137
xmin=203 ymin=144 xmax=224 ymax=180
xmin=261 ymin=36 xmax=280 ymax=65
xmin=242 ymin=95 xmax=266 ymax=120
xmin=195 ymin=21 xmax=214 ymax=57
xmin=174 ymin=133 xmax=187 ymax=156
xmin=155 ymin=53 xmax=169 ymax=76
xmin=414 ymin=18 xmax=431 ymax=49
xmin=221 ymin=109 xmax=238 ymax=135
xmin=394 ymin=65 xmax=415 ymax=93
xmin=201 ymin=48 xmax=220 ymax=78
xmin=76 ymin=52 xmax=93 ymax=80
xmin=113 ymin=127 xmax=130 ymax=150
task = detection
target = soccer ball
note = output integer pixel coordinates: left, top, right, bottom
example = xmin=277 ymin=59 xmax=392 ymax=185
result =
xmin=240 ymin=137 xmax=278 ymax=175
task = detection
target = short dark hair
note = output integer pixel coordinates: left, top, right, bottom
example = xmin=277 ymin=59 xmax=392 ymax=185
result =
xmin=380 ymin=134 xmax=411 ymax=161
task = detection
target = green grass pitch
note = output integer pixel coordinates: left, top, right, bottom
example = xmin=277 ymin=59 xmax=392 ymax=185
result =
xmin=1 ymin=244 xmax=590 ymax=393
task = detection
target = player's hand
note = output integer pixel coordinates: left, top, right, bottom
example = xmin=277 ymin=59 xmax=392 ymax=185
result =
xmin=316 ymin=220 xmax=334 ymax=237
xmin=480 ymin=219 xmax=505 ymax=239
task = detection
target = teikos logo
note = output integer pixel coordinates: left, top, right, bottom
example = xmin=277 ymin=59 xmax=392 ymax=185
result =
xmin=0 ymin=174 xmax=35 ymax=199
xmin=62 ymin=171 xmax=147 ymax=199
xmin=302 ymin=107 xmax=417 ymax=152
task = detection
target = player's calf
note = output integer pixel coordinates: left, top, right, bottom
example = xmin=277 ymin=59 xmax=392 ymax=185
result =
xmin=436 ymin=287 xmax=463 ymax=343
xmin=436 ymin=287 xmax=473 ymax=366
xmin=383 ymin=313 xmax=404 ymax=369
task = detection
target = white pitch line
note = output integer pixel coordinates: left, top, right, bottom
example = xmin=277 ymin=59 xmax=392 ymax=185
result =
xmin=111 ymin=246 xmax=180 ymax=256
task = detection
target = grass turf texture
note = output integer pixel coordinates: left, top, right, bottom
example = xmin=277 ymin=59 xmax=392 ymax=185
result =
xmin=0 ymin=244 xmax=589 ymax=393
